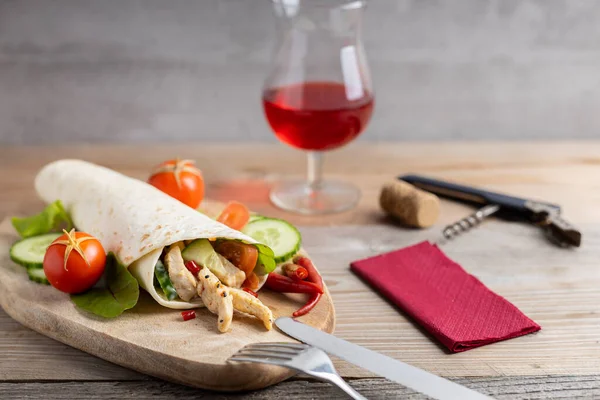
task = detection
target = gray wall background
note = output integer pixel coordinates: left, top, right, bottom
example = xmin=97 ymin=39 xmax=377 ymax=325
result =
xmin=1 ymin=0 xmax=600 ymax=145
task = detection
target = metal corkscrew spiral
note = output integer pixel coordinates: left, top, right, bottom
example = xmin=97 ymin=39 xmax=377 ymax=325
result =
xmin=442 ymin=204 xmax=500 ymax=240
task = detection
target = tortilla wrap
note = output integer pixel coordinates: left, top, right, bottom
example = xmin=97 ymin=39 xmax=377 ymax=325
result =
xmin=34 ymin=159 xmax=268 ymax=309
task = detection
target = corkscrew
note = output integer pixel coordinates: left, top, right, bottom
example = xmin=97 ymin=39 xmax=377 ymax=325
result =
xmin=398 ymin=174 xmax=582 ymax=248
xmin=441 ymin=204 xmax=500 ymax=240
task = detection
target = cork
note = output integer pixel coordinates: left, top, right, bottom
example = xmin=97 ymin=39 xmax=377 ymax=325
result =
xmin=379 ymin=179 xmax=440 ymax=228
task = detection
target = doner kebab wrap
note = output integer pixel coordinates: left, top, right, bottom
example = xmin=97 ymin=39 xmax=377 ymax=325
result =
xmin=34 ymin=159 xmax=275 ymax=332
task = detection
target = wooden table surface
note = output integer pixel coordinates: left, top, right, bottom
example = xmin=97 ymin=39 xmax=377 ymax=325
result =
xmin=2 ymin=142 xmax=600 ymax=399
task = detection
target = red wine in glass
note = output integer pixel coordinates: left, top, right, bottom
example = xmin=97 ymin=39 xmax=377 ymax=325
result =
xmin=263 ymin=0 xmax=373 ymax=215
xmin=262 ymin=81 xmax=374 ymax=151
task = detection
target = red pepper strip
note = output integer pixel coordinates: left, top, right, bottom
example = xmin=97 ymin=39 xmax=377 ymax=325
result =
xmin=243 ymin=287 xmax=258 ymax=298
xmin=292 ymin=256 xmax=324 ymax=317
xmin=294 ymin=256 xmax=323 ymax=290
xmin=181 ymin=310 xmax=196 ymax=321
xmin=282 ymin=263 xmax=309 ymax=281
xmin=265 ymin=273 xmax=323 ymax=294
xmin=184 ymin=260 xmax=201 ymax=275
xmin=293 ymin=293 xmax=321 ymax=317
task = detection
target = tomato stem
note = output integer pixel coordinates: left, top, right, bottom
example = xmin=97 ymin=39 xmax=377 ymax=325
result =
xmin=50 ymin=228 xmax=96 ymax=271
xmin=151 ymin=159 xmax=202 ymax=190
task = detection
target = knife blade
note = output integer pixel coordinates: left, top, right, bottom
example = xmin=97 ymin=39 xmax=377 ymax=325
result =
xmin=275 ymin=317 xmax=493 ymax=400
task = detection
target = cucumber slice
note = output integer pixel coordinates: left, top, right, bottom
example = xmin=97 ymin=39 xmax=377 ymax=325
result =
xmin=154 ymin=260 xmax=178 ymax=301
xmin=182 ymin=239 xmax=216 ymax=268
xmin=182 ymin=239 xmax=230 ymax=280
xmin=242 ymin=218 xmax=301 ymax=263
xmin=27 ymin=268 xmax=50 ymax=285
xmin=9 ymin=233 xmax=62 ymax=269
xmin=248 ymin=214 xmax=265 ymax=223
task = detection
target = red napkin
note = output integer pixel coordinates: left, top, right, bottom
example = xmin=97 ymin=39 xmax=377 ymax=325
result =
xmin=350 ymin=241 xmax=540 ymax=352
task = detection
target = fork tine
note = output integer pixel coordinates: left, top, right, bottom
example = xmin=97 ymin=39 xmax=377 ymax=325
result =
xmin=238 ymin=347 xmax=300 ymax=355
xmin=236 ymin=350 xmax=295 ymax=359
xmin=244 ymin=342 xmax=307 ymax=351
xmin=230 ymin=344 xmax=366 ymax=399
xmin=228 ymin=355 xmax=292 ymax=366
xmin=231 ymin=352 xmax=293 ymax=361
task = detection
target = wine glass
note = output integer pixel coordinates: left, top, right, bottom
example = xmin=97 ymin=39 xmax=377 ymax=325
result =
xmin=262 ymin=0 xmax=374 ymax=215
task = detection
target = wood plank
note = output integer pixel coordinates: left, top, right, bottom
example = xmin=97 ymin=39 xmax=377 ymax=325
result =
xmin=2 ymin=376 xmax=600 ymax=400
xmin=2 ymin=223 xmax=599 ymax=380
xmin=1 ymin=143 xmax=600 ymax=392
xmin=0 ymin=308 xmax=145 ymax=381
xmin=301 ymin=223 xmax=600 ymax=377
xmin=2 ymin=142 xmax=600 ymax=225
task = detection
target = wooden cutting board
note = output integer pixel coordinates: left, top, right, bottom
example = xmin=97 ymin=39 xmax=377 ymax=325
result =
xmin=0 ymin=201 xmax=335 ymax=392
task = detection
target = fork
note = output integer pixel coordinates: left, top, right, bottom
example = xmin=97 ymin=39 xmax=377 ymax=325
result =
xmin=228 ymin=342 xmax=367 ymax=400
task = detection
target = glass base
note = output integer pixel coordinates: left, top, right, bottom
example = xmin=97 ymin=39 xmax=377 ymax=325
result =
xmin=269 ymin=180 xmax=361 ymax=215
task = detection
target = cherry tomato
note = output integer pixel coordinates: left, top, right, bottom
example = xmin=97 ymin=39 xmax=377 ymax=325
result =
xmin=43 ymin=229 xmax=106 ymax=294
xmin=214 ymin=241 xmax=258 ymax=275
xmin=148 ymin=159 xmax=205 ymax=209
xmin=216 ymin=201 xmax=250 ymax=231
xmin=243 ymin=272 xmax=260 ymax=291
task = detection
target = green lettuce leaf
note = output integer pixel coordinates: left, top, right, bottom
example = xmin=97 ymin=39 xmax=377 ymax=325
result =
xmin=254 ymin=243 xmax=276 ymax=274
xmin=71 ymin=253 xmax=139 ymax=318
xmin=11 ymin=200 xmax=73 ymax=238
xmin=71 ymin=288 xmax=124 ymax=318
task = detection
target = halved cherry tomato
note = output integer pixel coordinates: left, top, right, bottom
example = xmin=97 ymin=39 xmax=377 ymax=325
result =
xmin=43 ymin=229 xmax=106 ymax=294
xmin=243 ymin=287 xmax=258 ymax=298
xmin=216 ymin=201 xmax=250 ymax=231
xmin=243 ymin=272 xmax=260 ymax=291
xmin=148 ymin=159 xmax=205 ymax=209
xmin=213 ymin=241 xmax=258 ymax=275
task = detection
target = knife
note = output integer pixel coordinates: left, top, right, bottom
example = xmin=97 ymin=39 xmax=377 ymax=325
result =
xmin=275 ymin=317 xmax=493 ymax=400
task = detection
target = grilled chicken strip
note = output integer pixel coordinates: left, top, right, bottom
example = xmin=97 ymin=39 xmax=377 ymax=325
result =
xmin=164 ymin=244 xmax=197 ymax=301
xmin=215 ymin=254 xmax=246 ymax=288
xmin=197 ymin=266 xmax=233 ymax=333
xmin=229 ymin=288 xmax=273 ymax=330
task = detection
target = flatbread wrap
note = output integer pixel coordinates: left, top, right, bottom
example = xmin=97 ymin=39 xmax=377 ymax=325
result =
xmin=34 ymin=159 xmax=274 ymax=331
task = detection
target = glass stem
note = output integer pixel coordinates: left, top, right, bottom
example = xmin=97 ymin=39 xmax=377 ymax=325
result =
xmin=307 ymin=151 xmax=323 ymax=192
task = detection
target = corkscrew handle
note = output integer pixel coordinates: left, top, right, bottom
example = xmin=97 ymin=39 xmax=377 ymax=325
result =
xmin=398 ymin=174 xmax=560 ymax=214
